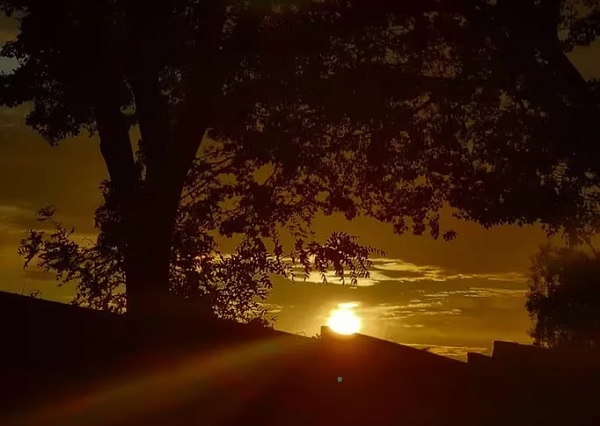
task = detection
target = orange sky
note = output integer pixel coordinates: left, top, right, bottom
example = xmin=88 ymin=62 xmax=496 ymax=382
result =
xmin=1 ymin=15 xmax=599 ymax=360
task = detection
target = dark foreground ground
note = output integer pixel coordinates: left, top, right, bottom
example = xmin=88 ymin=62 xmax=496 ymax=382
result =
xmin=1 ymin=291 xmax=599 ymax=426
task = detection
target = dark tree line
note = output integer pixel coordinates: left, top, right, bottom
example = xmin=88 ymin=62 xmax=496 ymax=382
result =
xmin=1 ymin=0 xmax=599 ymax=322
xmin=527 ymin=244 xmax=600 ymax=348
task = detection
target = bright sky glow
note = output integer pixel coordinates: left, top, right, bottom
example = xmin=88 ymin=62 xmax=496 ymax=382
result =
xmin=327 ymin=303 xmax=362 ymax=335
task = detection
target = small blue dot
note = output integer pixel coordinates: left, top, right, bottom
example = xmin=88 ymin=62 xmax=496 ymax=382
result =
xmin=337 ymin=376 xmax=343 ymax=383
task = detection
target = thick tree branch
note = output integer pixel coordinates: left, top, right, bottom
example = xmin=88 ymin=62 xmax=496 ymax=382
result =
xmin=94 ymin=82 xmax=138 ymax=195
xmin=129 ymin=66 xmax=172 ymax=176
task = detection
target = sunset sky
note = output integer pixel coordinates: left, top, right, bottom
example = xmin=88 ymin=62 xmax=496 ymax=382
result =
xmin=1 ymin=15 xmax=599 ymax=360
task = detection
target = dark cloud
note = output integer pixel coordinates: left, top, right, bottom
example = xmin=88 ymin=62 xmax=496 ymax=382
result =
xmin=23 ymin=268 xmax=56 ymax=282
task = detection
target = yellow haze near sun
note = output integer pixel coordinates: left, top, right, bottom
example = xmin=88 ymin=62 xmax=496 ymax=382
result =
xmin=327 ymin=303 xmax=362 ymax=335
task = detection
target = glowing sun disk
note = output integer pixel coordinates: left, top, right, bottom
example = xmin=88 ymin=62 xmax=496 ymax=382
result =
xmin=327 ymin=307 xmax=362 ymax=335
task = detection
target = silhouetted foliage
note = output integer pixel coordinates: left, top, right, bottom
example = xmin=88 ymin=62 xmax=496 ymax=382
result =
xmin=19 ymin=206 xmax=381 ymax=321
xmin=2 ymin=0 xmax=600 ymax=317
xmin=526 ymin=244 xmax=600 ymax=348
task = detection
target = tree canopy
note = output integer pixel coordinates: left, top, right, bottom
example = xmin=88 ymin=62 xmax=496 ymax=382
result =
xmin=2 ymin=0 xmax=600 ymax=320
xmin=526 ymin=244 xmax=600 ymax=348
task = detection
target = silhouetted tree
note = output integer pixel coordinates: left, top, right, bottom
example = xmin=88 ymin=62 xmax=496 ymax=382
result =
xmin=526 ymin=244 xmax=600 ymax=348
xmin=3 ymin=0 xmax=388 ymax=318
xmin=3 ymin=0 xmax=600 ymax=318
xmin=19 ymin=205 xmax=380 ymax=321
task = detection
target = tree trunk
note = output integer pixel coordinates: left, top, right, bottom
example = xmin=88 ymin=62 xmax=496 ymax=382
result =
xmin=124 ymin=218 xmax=174 ymax=318
xmin=123 ymin=183 xmax=182 ymax=318
xmin=97 ymin=1 xmax=223 ymax=320
xmin=94 ymin=78 xmax=185 ymax=319
xmin=121 ymin=115 xmax=207 ymax=318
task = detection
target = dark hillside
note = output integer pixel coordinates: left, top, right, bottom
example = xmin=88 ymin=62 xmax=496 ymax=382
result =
xmin=0 ymin=291 xmax=478 ymax=425
xmin=2 ymin=291 xmax=600 ymax=425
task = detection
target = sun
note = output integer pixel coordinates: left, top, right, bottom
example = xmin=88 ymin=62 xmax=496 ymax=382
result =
xmin=327 ymin=304 xmax=362 ymax=335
